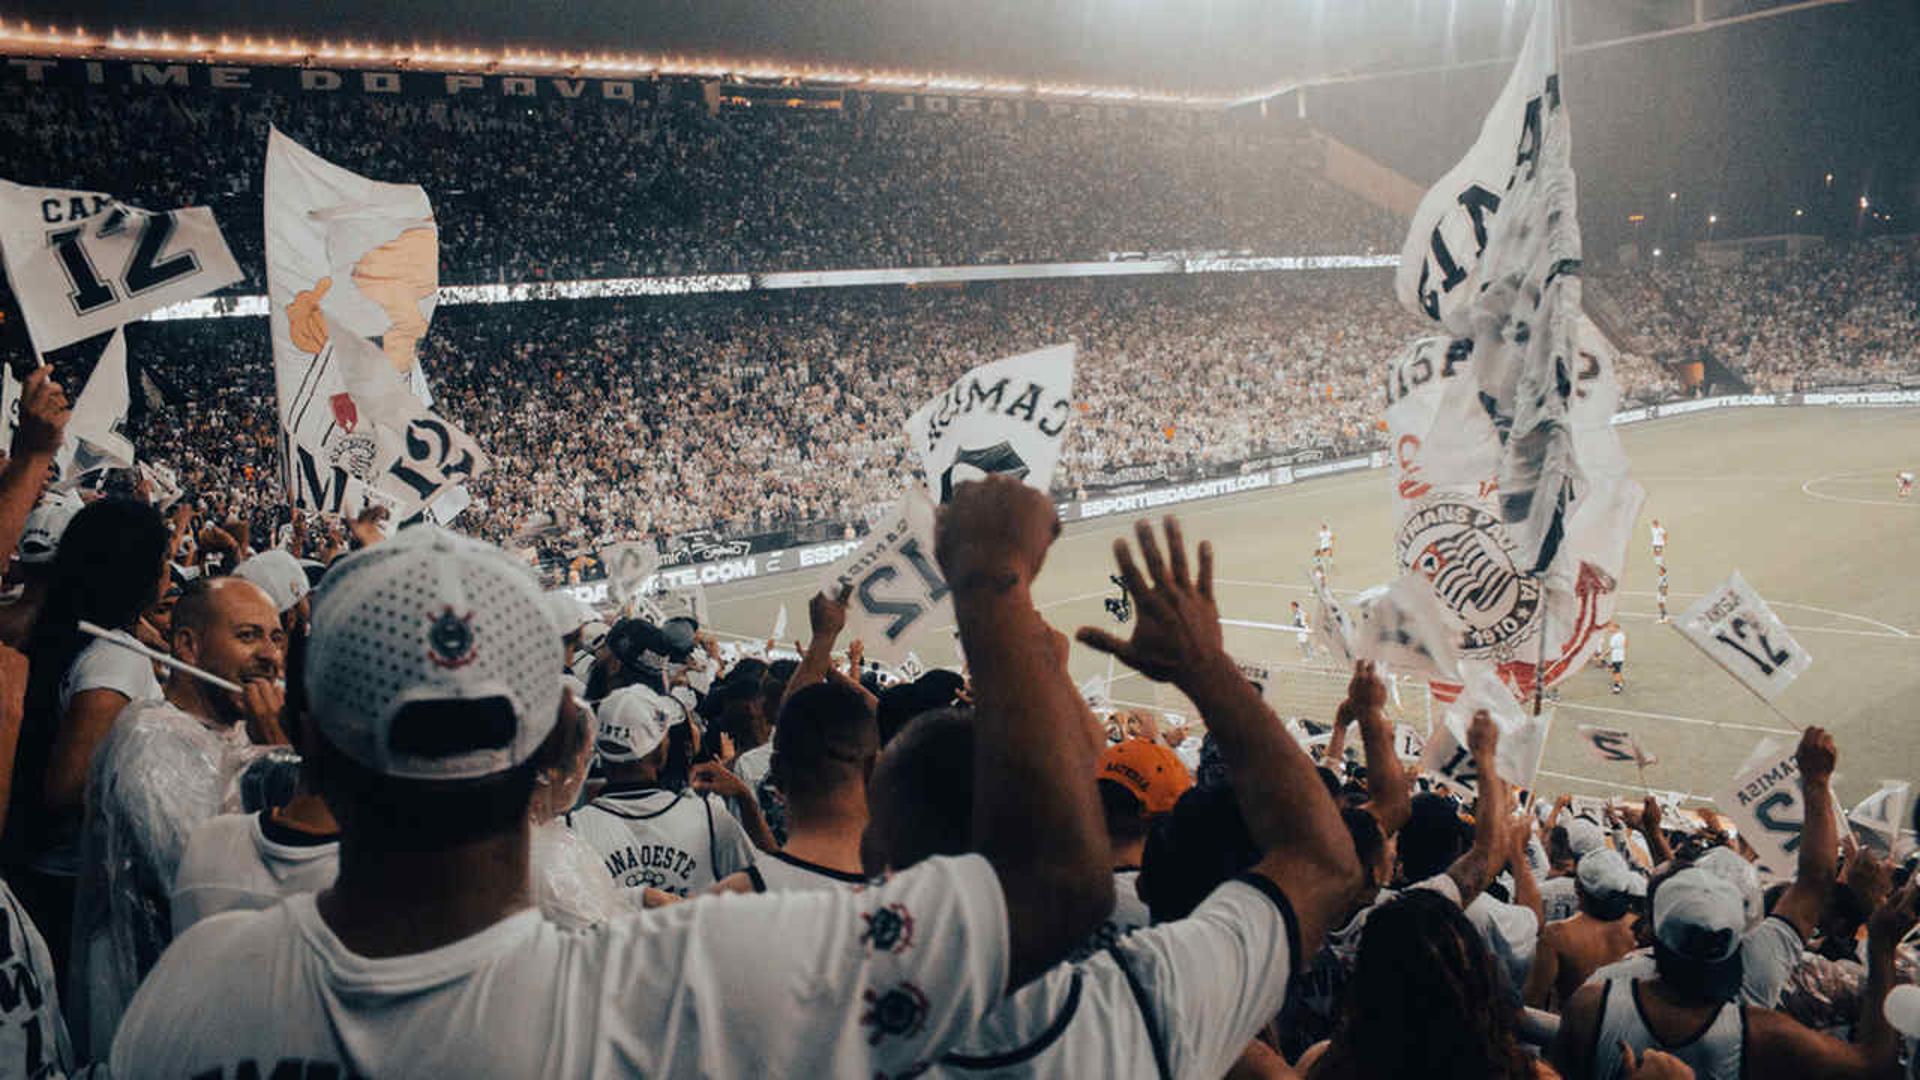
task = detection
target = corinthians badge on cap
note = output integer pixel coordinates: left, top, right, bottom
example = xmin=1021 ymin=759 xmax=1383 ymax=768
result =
xmin=427 ymin=608 xmax=478 ymax=669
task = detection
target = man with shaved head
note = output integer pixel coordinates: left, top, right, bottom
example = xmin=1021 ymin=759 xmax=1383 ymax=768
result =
xmin=68 ymin=575 xmax=291 ymax=1059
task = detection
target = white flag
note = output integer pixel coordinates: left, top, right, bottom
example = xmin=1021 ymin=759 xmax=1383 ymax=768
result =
xmin=1672 ymin=571 xmax=1811 ymax=704
xmin=53 ymin=329 xmax=135 ymax=488
xmin=265 ymin=128 xmax=482 ymax=518
xmin=1718 ymin=740 xmax=1806 ymax=878
xmin=771 ymin=605 xmax=789 ymax=645
xmin=599 ymin=542 xmax=660 ymax=607
xmin=1847 ymin=782 xmax=1910 ymax=851
xmin=0 ymin=181 xmax=240 ymax=354
xmin=1393 ymin=0 xmax=1585 ymax=575
xmin=1578 ymin=724 xmax=1655 ymax=767
xmin=0 ymin=361 xmax=18 ymax=451
xmin=904 ymin=345 xmax=1076 ymax=502
xmin=821 ymin=484 xmax=949 ymax=665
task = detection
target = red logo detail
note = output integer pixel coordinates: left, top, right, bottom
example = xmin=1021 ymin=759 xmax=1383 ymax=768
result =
xmin=1395 ymin=435 xmax=1431 ymax=500
xmin=427 ymin=608 xmax=477 ymax=670
xmin=330 ymin=393 xmax=359 ymax=434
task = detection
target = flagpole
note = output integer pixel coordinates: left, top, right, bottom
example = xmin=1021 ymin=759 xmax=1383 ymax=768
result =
xmin=1530 ymin=575 xmax=1548 ymax=717
xmin=77 ymin=619 xmax=246 ymax=694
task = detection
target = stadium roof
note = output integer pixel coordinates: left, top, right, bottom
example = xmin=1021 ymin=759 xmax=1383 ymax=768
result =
xmin=0 ymin=0 xmax=1872 ymax=99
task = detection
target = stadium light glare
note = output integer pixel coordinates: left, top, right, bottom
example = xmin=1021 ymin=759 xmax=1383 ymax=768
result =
xmin=1668 ymin=192 xmax=1678 ymax=201
xmin=1707 ymin=214 xmax=1717 ymax=224
xmin=1859 ymin=196 xmax=1869 ymax=209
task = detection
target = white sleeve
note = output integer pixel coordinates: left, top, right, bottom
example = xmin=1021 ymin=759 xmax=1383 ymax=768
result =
xmin=1464 ymin=893 xmax=1540 ymax=1001
xmin=622 ymin=853 xmax=1009 ymax=1075
xmin=59 ymin=640 xmax=158 ymax=714
xmin=1107 ymin=874 xmax=1299 ymax=1080
xmin=705 ymin=796 xmax=757 ymax=877
xmin=1738 ymin=915 xmax=1804 ymax=1008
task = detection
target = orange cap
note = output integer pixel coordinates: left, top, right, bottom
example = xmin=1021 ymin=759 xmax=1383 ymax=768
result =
xmin=1098 ymin=738 xmax=1194 ymax=816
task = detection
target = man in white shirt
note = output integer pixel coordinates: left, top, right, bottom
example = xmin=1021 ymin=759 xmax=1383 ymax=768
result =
xmin=113 ymin=477 xmax=1114 ymax=1078
xmin=1608 ymin=624 xmax=1628 ymax=694
xmin=718 ymin=679 xmax=875 ymax=894
xmin=865 ymin=516 xmax=1365 ymax=1078
xmin=566 ymin=683 xmax=757 ymax=897
xmin=170 ymin=808 xmax=339 ymax=932
xmin=69 ymin=574 xmax=288 ymax=1059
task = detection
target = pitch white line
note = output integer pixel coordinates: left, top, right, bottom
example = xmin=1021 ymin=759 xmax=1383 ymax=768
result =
xmin=1552 ymin=700 xmax=1792 ymax=735
xmin=1611 ymin=608 xmax=1913 ymax=642
xmin=1801 ymin=469 xmax=1920 ymax=509
xmin=1536 ymin=769 xmax=1704 ymax=804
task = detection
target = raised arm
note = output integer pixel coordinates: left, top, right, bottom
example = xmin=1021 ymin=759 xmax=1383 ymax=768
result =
xmin=781 ymin=586 xmax=848 ymax=710
xmin=1638 ymin=796 xmax=1675 ymax=866
xmin=936 ymin=477 xmax=1110 ymax=990
xmin=1770 ymin=727 xmax=1838 ymax=940
xmin=1747 ymin=880 xmax=1917 ymax=1079
xmin=1348 ymin=662 xmax=1411 ymax=835
xmin=0 ymin=368 xmax=69 ymax=568
xmin=1507 ymin=809 xmax=1543 ymax=926
xmin=1445 ymin=711 xmax=1507 ymax=906
xmin=1078 ymin=516 xmax=1361 ymax=954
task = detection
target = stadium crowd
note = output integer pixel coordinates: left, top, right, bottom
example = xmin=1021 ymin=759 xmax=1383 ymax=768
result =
xmin=0 ymin=365 xmax=1915 ymax=1077
xmin=0 ymin=82 xmax=1404 ymax=283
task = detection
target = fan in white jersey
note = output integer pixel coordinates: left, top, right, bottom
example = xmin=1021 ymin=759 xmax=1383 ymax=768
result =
xmin=1060 ymin=735 xmax=1193 ymax=961
xmin=715 ymin=677 xmax=878 ymax=895
xmin=565 ymin=683 xmax=758 ymax=898
xmin=1552 ymin=865 xmax=1917 ymax=1080
xmin=111 ymin=479 xmax=1116 ymax=1078
xmin=862 ymin=516 xmax=1366 ymax=1079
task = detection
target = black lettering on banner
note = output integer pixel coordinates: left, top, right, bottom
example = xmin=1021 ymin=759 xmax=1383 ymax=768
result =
xmin=1752 ymin=790 xmax=1802 ymax=853
xmin=49 ymin=209 xmax=203 ymax=318
xmin=855 ymin=538 xmax=949 ymax=642
xmin=1589 ymin=731 xmax=1636 ymax=764
xmin=1713 ymin=614 xmax=1791 ymax=676
xmin=1440 ymin=745 xmax=1479 ymax=789
xmin=387 ymin=416 xmax=478 ymax=500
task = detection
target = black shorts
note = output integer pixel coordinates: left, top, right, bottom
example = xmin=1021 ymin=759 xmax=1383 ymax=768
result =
xmin=1609 ymin=661 xmax=1623 ymax=674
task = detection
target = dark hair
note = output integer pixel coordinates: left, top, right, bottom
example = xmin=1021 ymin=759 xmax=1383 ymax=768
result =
xmin=5 ymin=499 xmax=171 ymax=862
xmin=1577 ymin=881 xmax=1637 ymax=923
xmin=1098 ymin=778 xmax=1148 ymax=846
xmin=1313 ymin=890 xmax=1534 ymax=1080
xmin=863 ymin=707 xmax=973 ymax=874
xmin=875 ymin=669 xmax=964 ymax=747
xmin=1137 ymin=784 xmax=1259 ymax=923
xmin=1342 ymin=805 xmax=1386 ymax=882
xmin=769 ymin=681 xmax=876 ymax=810
xmin=1397 ymin=793 xmax=1471 ymax=883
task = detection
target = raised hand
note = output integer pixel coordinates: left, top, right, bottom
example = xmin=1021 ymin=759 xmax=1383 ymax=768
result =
xmin=1467 ymin=708 xmax=1499 ymax=766
xmin=288 ymin=278 xmax=333 ymax=354
xmin=933 ymin=474 xmax=1059 ymax=594
xmin=1346 ymin=659 xmax=1388 ymax=715
xmin=1074 ymin=516 xmax=1223 ymax=688
xmin=809 ymin=583 xmax=850 ymax=642
xmin=12 ymin=366 xmax=70 ymax=459
xmin=1794 ymin=726 xmax=1837 ymax=784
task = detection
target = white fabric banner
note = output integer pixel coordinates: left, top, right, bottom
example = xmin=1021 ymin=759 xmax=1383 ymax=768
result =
xmin=0 ymin=180 xmax=241 ymax=354
xmin=1719 ymin=740 xmax=1805 ymax=878
xmin=1418 ymin=667 xmax=1552 ymax=794
xmin=53 ymin=328 xmax=135 ymax=488
xmin=1672 ymin=571 xmax=1811 ymax=704
xmin=1849 ymin=781 xmax=1912 ymax=852
xmin=265 ymin=127 xmax=482 ymax=518
xmin=904 ymin=344 xmax=1076 ymax=502
xmin=1393 ymin=0 xmax=1585 ymax=574
xmin=820 ymin=485 xmax=948 ymax=666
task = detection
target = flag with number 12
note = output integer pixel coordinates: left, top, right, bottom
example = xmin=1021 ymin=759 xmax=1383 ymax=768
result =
xmin=1672 ymin=571 xmax=1811 ymax=704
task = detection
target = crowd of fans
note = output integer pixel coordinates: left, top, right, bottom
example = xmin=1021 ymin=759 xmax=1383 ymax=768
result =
xmin=1594 ymin=239 xmax=1920 ymax=394
xmin=0 ymin=80 xmax=1403 ymax=284
xmin=0 ymin=373 xmax=1915 ymax=1076
xmin=117 ymin=274 xmax=1428 ymax=557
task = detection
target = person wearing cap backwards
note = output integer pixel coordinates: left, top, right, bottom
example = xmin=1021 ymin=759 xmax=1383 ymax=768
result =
xmin=1552 ymin=868 xmax=1919 ymax=1079
xmin=1525 ymin=848 xmax=1647 ymax=1009
xmin=1587 ymin=728 xmax=1844 ymax=1011
xmin=1541 ymin=803 xmax=1613 ymax=924
xmin=110 ymin=476 xmax=1116 ymax=1077
xmin=564 ymin=682 xmax=758 ymax=898
xmin=543 ymin=588 xmax=597 ymax=674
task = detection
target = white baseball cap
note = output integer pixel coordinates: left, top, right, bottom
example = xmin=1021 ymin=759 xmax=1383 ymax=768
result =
xmin=1885 ymin=985 xmax=1920 ymax=1039
xmin=594 ymin=684 xmax=672 ymax=763
xmin=544 ymin=590 xmax=596 ymax=638
xmin=1652 ymin=868 xmax=1746 ymax=999
xmin=18 ymin=492 xmax=83 ymax=566
xmin=1577 ymin=848 xmax=1648 ymax=900
xmin=1694 ymin=846 xmax=1765 ymax=929
xmin=235 ymin=549 xmax=312 ymax=613
xmin=305 ymin=526 xmax=564 ymax=781
xmin=1563 ymin=818 xmax=1608 ymax=859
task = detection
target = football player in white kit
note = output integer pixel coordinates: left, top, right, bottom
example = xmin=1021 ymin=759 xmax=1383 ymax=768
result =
xmin=110 ymin=481 xmax=1119 ymax=1078
xmin=1899 ymin=471 xmax=1915 ymax=498
xmin=1649 ymin=519 xmax=1666 ymax=563
xmin=1315 ymin=520 xmax=1335 ymax=572
xmin=1607 ymin=623 xmax=1628 ymax=694
xmin=1656 ymin=566 xmax=1671 ymax=623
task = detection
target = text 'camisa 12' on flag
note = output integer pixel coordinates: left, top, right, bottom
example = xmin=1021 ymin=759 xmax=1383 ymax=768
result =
xmin=1354 ymin=0 xmax=1644 ymax=717
xmin=265 ymin=127 xmax=484 ymax=522
xmin=0 ymin=180 xmax=242 ymax=356
xmin=826 ymin=345 xmax=1076 ymax=664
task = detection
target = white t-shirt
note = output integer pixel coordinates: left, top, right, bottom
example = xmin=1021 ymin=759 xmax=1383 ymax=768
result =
xmin=112 ymin=854 xmax=1008 ymax=1078
xmin=566 ymin=785 xmax=756 ymax=898
xmin=929 ymin=875 xmax=1296 ymax=1079
xmin=1587 ymin=914 xmax=1804 ymax=1008
xmin=1650 ymin=525 xmax=1666 ymax=547
xmin=172 ymin=811 xmax=340 ymax=935
xmin=1608 ymin=632 xmax=1627 ymax=664
xmin=1317 ymin=528 xmax=1333 ymax=551
xmin=749 ymin=849 xmax=870 ymax=894
xmin=59 ymin=633 xmax=164 ymax=714
xmin=1067 ymin=868 xmax=1151 ymax=963
xmin=0 ymin=880 xmax=75 ymax=1078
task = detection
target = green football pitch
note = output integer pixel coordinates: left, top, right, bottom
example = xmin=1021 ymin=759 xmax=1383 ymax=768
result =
xmin=701 ymin=406 xmax=1920 ymax=811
